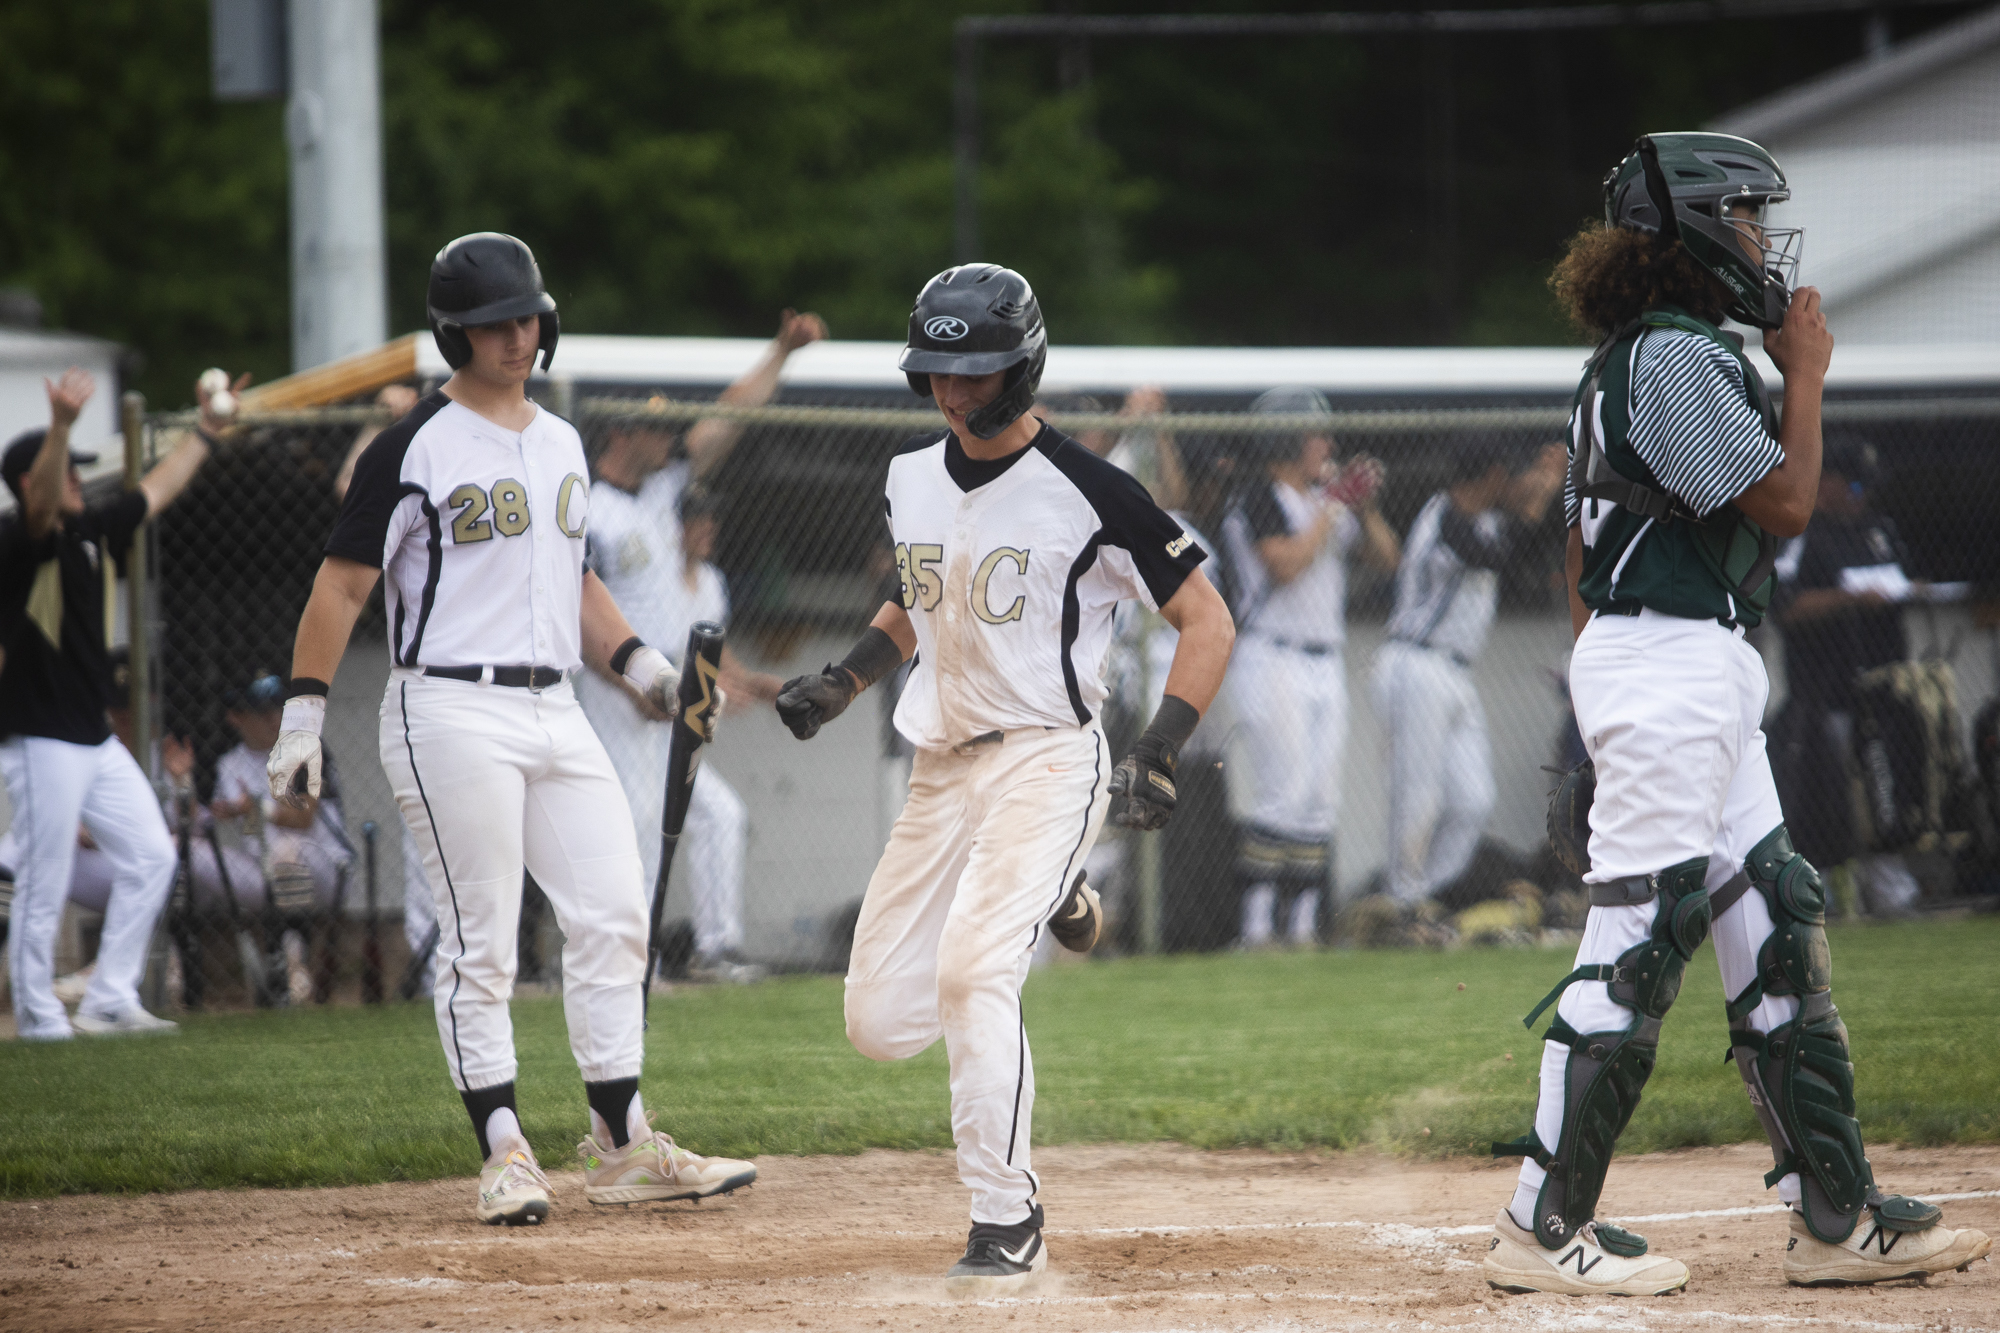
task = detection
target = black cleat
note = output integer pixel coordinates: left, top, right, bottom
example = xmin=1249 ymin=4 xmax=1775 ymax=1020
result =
xmin=1047 ymin=872 xmax=1101 ymax=953
xmin=945 ymin=1205 xmax=1048 ymax=1296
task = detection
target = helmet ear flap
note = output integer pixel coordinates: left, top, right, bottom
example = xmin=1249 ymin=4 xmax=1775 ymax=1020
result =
xmin=431 ymin=317 xmax=472 ymax=370
xmin=963 ymin=342 xmax=1045 ymax=440
xmin=537 ymin=311 xmax=560 ymax=372
xmin=907 ymin=371 xmax=934 ymax=399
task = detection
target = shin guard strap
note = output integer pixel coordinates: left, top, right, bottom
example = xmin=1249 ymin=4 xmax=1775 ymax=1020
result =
xmin=1522 ymin=965 xmax=1617 ymax=1029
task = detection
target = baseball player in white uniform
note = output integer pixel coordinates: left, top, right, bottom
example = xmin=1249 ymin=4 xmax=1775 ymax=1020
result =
xmin=269 ymin=233 xmax=755 ymax=1226
xmin=577 ymin=312 xmax=819 ymax=979
xmin=1220 ymin=388 xmax=1398 ymax=946
xmin=775 ymin=265 xmax=1234 ymax=1295
xmin=1370 ymin=443 xmax=1563 ymax=911
xmin=1485 ymin=134 xmax=1987 ymax=1295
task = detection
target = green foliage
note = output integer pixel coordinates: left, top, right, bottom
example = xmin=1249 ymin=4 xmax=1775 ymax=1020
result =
xmin=0 ymin=0 xmax=1977 ymax=404
xmin=1 ymin=916 xmax=1993 ymax=1197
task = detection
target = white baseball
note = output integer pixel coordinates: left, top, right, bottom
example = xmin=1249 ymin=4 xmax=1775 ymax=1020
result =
xmin=200 ymin=367 xmax=237 ymax=420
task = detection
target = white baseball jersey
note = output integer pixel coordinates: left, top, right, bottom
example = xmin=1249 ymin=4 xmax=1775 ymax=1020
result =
xmin=1384 ymin=492 xmax=1517 ymax=665
xmin=883 ymin=424 xmax=1207 ymax=751
xmin=1222 ymin=480 xmax=1358 ymax=645
xmin=584 ymin=465 xmax=726 ymax=656
xmin=326 ymin=390 xmax=591 ymax=670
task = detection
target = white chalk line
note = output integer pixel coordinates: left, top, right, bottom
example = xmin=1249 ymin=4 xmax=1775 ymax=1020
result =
xmin=1047 ymin=1189 xmax=2000 ymax=1241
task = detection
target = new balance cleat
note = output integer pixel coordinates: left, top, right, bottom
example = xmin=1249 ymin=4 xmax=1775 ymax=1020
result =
xmin=1783 ymin=1200 xmax=1992 ymax=1286
xmin=945 ymin=1205 xmax=1048 ymax=1297
xmin=477 ymin=1146 xmax=552 ymax=1226
xmin=72 ymin=1006 xmax=179 ymax=1036
xmin=579 ymin=1116 xmax=757 ymax=1205
xmin=1047 ymin=871 xmax=1101 ymax=953
xmin=1484 ymin=1207 xmax=1689 ymax=1296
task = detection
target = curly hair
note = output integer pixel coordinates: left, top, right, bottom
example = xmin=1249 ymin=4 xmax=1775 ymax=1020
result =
xmin=1549 ymin=223 xmax=1728 ymax=338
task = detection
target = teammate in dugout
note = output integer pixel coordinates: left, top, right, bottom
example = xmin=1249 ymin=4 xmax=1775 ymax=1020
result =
xmin=775 ymin=264 xmax=1235 ymax=1295
xmin=269 ymin=232 xmax=755 ymax=1226
xmin=1483 ymin=134 xmax=1990 ymax=1295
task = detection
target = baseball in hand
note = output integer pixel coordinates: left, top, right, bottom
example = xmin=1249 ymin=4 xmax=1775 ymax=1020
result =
xmin=199 ymin=367 xmax=237 ymax=419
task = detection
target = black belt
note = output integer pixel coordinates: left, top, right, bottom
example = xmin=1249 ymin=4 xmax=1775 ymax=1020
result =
xmin=1592 ymin=603 xmax=1744 ymax=633
xmin=1389 ymin=636 xmax=1471 ymax=668
xmin=1268 ymin=638 xmax=1337 ymax=657
xmin=423 ymin=665 xmax=567 ymax=689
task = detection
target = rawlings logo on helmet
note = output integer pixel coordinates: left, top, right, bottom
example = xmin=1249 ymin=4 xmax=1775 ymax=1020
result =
xmin=924 ymin=316 xmax=969 ymax=341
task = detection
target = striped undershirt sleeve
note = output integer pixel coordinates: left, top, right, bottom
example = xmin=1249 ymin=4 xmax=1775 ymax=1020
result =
xmin=1562 ymin=427 xmax=1581 ymax=528
xmin=1627 ymin=328 xmax=1784 ymax=518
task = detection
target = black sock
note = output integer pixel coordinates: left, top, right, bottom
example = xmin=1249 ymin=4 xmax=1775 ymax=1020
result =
xmin=461 ymin=1082 xmax=517 ymax=1160
xmin=584 ymin=1077 xmax=640 ymax=1148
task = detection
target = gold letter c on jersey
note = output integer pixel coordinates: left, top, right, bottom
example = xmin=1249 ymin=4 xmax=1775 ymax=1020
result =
xmin=972 ymin=547 xmax=1030 ymax=624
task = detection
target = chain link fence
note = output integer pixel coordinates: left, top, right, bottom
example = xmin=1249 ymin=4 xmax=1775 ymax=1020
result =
xmin=121 ymin=387 xmax=2000 ymax=1005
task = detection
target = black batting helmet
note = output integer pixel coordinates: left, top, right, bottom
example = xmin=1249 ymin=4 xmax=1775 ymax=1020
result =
xmin=427 ymin=233 xmax=559 ymax=372
xmin=898 ymin=264 xmax=1046 ymax=440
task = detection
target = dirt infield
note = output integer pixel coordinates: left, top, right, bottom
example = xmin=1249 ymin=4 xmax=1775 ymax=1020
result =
xmin=2 ymin=1142 xmax=1993 ymax=1332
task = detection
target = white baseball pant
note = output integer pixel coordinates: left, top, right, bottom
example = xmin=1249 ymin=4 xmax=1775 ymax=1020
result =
xmin=378 ymin=672 xmax=647 ymax=1093
xmin=1371 ymin=640 xmax=1495 ymax=905
xmin=1515 ymin=609 xmax=1803 ymax=1209
xmin=845 ymin=723 xmax=1111 ymax=1225
xmin=0 ymin=735 xmax=176 ymax=1037
xmin=577 ymin=673 xmax=749 ymax=957
xmin=1227 ymin=636 xmax=1347 ymax=843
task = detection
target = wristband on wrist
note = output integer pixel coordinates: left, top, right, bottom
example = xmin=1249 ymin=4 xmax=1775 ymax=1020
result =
xmin=835 ymin=626 xmax=906 ymax=695
xmin=609 ymin=636 xmax=644 ymax=677
xmin=279 ymin=695 xmax=327 ymax=738
xmin=284 ymin=677 xmax=330 ymax=700
xmin=1138 ymin=694 xmax=1200 ymax=755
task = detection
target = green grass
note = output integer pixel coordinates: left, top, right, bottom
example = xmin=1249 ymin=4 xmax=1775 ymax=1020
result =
xmin=7 ymin=916 xmax=1997 ymax=1197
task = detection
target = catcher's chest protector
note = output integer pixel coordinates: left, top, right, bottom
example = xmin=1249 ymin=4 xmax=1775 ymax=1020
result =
xmin=1569 ymin=307 xmax=1780 ymax=627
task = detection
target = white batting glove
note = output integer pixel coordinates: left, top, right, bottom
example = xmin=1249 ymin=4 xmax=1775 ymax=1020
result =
xmin=623 ymin=646 xmax=681 ymax=720
xmin=267 ymin=696 xmax=326 ymax=804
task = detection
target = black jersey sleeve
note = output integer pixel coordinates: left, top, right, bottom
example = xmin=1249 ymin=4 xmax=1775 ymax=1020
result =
xmin=77 ymin=490 xmax=149 ymax=558
xmin=325 ymin=391 xmax=446 ymax=567
xmin=1241 ymin=481 xmax=1291 ymax=540
xmin=1039 ymin=430 xmax=1207 ymax=608
xmin=1437 ymin=506 xmax=1522 ymax=572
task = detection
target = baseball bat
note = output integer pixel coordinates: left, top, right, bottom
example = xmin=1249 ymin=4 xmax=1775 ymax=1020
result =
xmin=642 ymin=621 xmax=726 ymax=1022
xmin=360 ymin=821 xmax=384 ymax=1004
xmin=312 ymin=807 xmax=356 ymax=1006
xmin=207 ymin=824 xmax=275 ymax=1008
xmin=167 ymin=778 xmax=205 ymax=1010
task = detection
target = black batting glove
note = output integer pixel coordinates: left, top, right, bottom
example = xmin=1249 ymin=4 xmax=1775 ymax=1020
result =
xmin=1109 ymin=694 xmax=1199 ymax=831
xmin=1109 ymin=734 xmax=1178 ymax=831
xmin=775 ymin=666 xmax=858 ymax=741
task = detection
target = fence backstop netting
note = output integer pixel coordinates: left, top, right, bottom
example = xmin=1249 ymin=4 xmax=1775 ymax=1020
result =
xmin=123 ymin=387 xmax=2000 ymax=1005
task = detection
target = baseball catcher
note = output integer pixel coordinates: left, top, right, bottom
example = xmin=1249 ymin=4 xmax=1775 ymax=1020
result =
xmin=1483 ymin=134 xmax=1989 ymax=1295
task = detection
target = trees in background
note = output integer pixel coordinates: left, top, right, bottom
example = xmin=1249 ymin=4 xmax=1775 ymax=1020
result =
xmin=0 ymin=0 xmax=1975 ymax=404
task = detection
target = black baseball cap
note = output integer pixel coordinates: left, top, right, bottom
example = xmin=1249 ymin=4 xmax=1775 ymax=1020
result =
xmin=2 ymin=429 xmax=98 ymax=501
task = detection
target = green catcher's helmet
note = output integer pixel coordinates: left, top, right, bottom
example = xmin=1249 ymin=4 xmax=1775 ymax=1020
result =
xmin=1604 ymin=132 xmax=1801 ymax=330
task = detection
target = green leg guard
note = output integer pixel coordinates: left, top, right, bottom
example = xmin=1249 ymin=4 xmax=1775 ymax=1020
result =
xmin=1496 ymin=856 xmax=1712 ymax=1251
xmin=1722 ymin=825 xmax=1902 ymax=1244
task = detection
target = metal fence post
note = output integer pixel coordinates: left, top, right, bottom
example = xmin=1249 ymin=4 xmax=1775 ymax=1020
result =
xmin=122 ymin=392 xmax=151 ymax=774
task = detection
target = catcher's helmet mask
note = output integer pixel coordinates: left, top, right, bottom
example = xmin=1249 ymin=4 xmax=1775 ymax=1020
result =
xmin=899 ymin=264 xmax=1047 ymax=440
xmin=1606 ymin=132 xmax=1802 ymax=329
xmin=428 ymin=232 xmax=560 ymax=373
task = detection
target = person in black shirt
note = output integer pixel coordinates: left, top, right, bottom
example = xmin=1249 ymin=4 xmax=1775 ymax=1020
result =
xmin=1773 ymin=433 xmax=1920 ymax=912
xmin=0 ymin=367 xmax=228 ymax=1038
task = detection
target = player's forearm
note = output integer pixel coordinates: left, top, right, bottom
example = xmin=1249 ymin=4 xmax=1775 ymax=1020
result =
xmin=1156 ymin=571 xmax=1235 ymax=715
xmin=579 ymin=569 xmax=643 ymax=679
xmin=290 ymin=557 xmax=378 ymax=685
xmin=139 ymin=429 xmax=213 ymax=518
xmin=685 ymin=335 xmax=795 ymax=477
xmin=867 ymin=600 xmax=918 ymax=665
xmin=1736 ymin=376 xmax=1823 ymax=538
xmin=22 ymin=420 xmax=69 ymax=538
xmin=1360 ymin=507 xmax=1401 ymax=571
xmin=1566 ymin=526 xmax=1589 ymax=641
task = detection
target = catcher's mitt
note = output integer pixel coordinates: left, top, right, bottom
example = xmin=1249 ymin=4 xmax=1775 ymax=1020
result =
xmin=1547 ymin=758 xmax=1596 ymax=876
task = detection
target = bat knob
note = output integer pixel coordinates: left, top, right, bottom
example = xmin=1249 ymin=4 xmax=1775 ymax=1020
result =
xmin=363 ymin=821 xmax=378 ymax=837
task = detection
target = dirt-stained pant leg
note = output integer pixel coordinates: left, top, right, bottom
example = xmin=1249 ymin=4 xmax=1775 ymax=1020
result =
xmin=847 ymin=725 xmax=1110 ymax=1225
